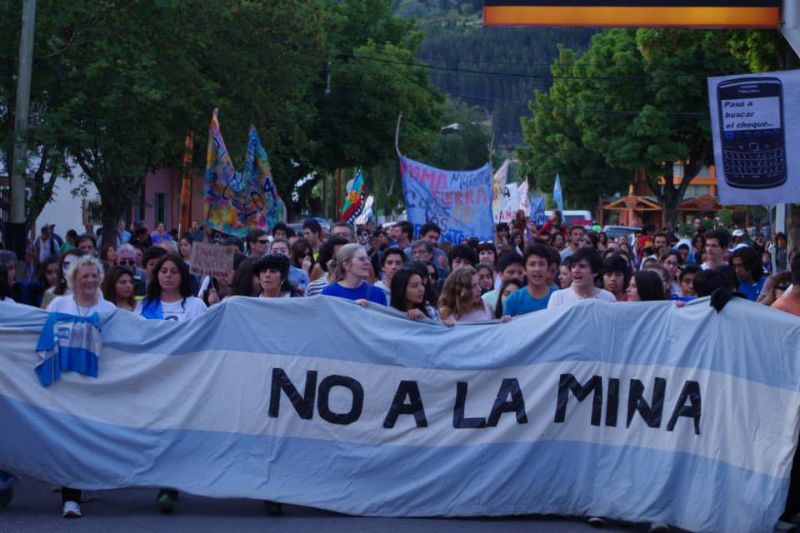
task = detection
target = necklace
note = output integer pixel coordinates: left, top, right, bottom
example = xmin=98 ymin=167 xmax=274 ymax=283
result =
xmin=73 ymin=295 xmax=94 ymax=317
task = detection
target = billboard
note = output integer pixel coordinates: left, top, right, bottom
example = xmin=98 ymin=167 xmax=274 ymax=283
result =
xmin=483 ymin=1 xmax=781 ymax=29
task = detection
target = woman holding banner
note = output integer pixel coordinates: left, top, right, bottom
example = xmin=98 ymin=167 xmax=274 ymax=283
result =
xmin=321 ymin=243 xmax=386 ymax=306
xmin=438 ymin=267 xmax=494 ymax=324
xmin=135 ymin=254 xmax=206 ymax=322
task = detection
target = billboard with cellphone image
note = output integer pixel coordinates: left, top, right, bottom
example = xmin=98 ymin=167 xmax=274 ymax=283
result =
xmin=709 ymin=71 xmax=800 ymax=205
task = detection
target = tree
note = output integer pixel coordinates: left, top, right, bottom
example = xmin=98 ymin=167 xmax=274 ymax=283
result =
xmin=522 ymin=46 xmax=631 ymax=209
xmin=523 ymin=29 xmax=750 ymax=228
xmin=1 ymin=0 xmax=74 ymax=227
xmin=2 ymin=0 xmax=330 ymax=242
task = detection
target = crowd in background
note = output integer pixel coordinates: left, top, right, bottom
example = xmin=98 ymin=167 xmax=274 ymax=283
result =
xmin=0 ymin=209 xmax=799 ymax=521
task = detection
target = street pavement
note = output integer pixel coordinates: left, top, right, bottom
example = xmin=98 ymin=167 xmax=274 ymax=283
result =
xmin=0 ymin=479 xmax=639 ymax=533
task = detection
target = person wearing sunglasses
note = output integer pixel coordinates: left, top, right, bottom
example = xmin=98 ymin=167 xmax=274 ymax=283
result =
xmin=247 ymin=229 xmax=270 ymax=258
xmin=116 ymin=244 xmax=148 ymax=296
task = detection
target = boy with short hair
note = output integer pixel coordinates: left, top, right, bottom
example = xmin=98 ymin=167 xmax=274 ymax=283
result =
xmin=503 ymin=244 xmax=558 ymax=316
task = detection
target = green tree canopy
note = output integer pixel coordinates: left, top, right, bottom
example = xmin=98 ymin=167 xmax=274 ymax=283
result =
xmin=523 ymin=29 xmax=751 ymax=228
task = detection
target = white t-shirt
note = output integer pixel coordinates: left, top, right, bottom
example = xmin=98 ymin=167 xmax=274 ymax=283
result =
xmin=47 ymin=294 xmax=117 ymax=315
xmin=134 ymin=296 xmax=207 ymax=321
xmin=374 ymin=280 xmax=391 ymax=304
xmin=546 ymin=286 xmax=616 ymax=309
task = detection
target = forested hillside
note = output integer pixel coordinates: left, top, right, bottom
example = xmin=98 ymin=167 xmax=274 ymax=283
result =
xmin=393 ymin=0 xmax=594 ymax=147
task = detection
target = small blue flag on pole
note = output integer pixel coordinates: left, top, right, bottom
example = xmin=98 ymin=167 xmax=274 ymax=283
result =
xmin=553 ymin=174 xmax=564 ymax=212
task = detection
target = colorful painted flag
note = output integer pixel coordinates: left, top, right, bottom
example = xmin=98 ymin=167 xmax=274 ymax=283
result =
xmin=553 ymin=174 xmax=564 ymax=213
xmin=204 ymin=109 xmax=286 ymax=237
xmin=341 ymin=169 xmax=366 ymax=224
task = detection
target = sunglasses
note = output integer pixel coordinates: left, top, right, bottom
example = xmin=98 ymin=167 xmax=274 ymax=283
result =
xmin=119 ymin=259 xmax=136 ymax=266
xmin=257 ymin=239 xmax=270 ymax=244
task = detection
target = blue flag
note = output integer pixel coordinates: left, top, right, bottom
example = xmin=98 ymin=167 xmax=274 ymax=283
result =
xmin=553 ymin=174 xmax=564 ymax=212
xmin=531 ymin=194 xmax=546 ymax=227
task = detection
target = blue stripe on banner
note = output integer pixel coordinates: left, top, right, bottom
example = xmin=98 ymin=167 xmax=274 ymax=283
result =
xmin=0 ymin=394 xmax=786 ymax=531
xmin=2 ymin=297 xmax=800 ymax=391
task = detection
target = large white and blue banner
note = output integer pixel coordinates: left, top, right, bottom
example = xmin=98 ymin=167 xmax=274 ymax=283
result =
xmin=400 ymin=156 xmax=494 ymax=242
xmin=1 ymin=297 xmax=799 ymax=532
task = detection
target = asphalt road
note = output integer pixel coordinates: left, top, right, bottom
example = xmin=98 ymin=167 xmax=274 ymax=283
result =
xmin=0 ymin=479 xmax=639 ymax=533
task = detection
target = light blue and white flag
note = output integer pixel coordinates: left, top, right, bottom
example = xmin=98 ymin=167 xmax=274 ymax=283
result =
xmin=0 ymin=297 xmax=798 ymax=532
xmin=531 ymin=194 xmax=546 ymax=227
xmin=553 ymin=173 xmax=564 ymax=212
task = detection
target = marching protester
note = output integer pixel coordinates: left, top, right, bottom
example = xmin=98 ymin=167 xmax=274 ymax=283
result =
xmin=305 ymin=236 xmax=349 ymax=297
xmin=503 ymin=244 xmax=557 ymax=316
xmin=135 ymin=254 xmax=207 ymax=322
xmin=41 ymin=249 xmax=84 ymax=309
xmin=269 ymin=238 xmax=310 ymax=291
xmin=102 ymin=266 xmax=137 ymax=311
xmin=390 ymin=265 xmax=436 ymax=321
xmin=626 ymin=270 xmax=667 ymax=302
xmin=438 ymin=266 xmax=495 ymax=324
xmin=374 ymin=247 xmax=407 ymax=302
xmin=46 ymin=255 xmax=116 ymax=518
xmin=771 ymin=255 xmax=800 ymax=317
xmin=601 ymin=253 xmax=631 ymax=302
xmin=134 ymin=253 xmax=206 ymax=513
xmin=548 ymin=249 xmax=615 ymax=309
xmin=731 ymin=246 xmax=767 ymax=302
xmin=481 ymin=251 xmax=526 ymax=313
xmin=494 ymin=278 xmax=524 ymax=320
xmin=253 ymin=254 xmax=300 ymax=298
xmin=476 ymin=263 xmax=495 ymax=295
xmin=321 ymin=243 xmax=387 ymax=306
xmin=701 ymin=229 xmax=729 ymax=270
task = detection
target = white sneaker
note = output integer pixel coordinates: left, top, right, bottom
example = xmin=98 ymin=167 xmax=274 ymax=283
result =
xmin=62 ymin=500 xmax=82 ymax=518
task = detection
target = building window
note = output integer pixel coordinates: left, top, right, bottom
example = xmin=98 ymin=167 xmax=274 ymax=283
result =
xmin=685 ymin=185 xmax=710 ymax=198
xmin=155 ymin=193 xmax=167 ymax=227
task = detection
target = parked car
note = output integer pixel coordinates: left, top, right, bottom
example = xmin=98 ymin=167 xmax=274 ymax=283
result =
xmin=545 ymin=210 xmax=593 ymax=227
xmin=603 ymin=225 xmax=641 ymax=245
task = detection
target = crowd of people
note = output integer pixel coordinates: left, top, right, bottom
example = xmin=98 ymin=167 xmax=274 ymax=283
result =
xmin=0 ymin=211 xmax=799 ymax=524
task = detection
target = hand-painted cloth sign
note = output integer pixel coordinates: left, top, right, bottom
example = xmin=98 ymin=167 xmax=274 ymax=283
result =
xmin=708 ymin=71 xmax=800 ymax=205
xmin=400 ymin=156 xmax=493 ymax=242
xmin=0 ymin=297 xmax=798 ymax=533
xmin=204 ymin=109 xmax=287 ymax=237
xmin=188 ymin=242 xmax=236 ymax=278
xmin=491 ymin=159 xmax=510 ymax=222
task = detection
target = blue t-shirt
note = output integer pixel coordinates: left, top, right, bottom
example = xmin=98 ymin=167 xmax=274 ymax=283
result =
xmin=738 ymin=275 xmax=767 ymax=302
xmin=321 ymin=281 xmax=387 ymax=306
xmin=503 ymin=286 xmax=555 ymax=316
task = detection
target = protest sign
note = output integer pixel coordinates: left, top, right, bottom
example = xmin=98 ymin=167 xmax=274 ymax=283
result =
xmin=400 ymin=156 xmax=494 ymax=242
xmin=708 ymin=71 xmax=800 ymax=205
xmin=0 ymin=297 xmax=798 ymax=532
xmin=188 ymin=242 xmax=235 ymax=278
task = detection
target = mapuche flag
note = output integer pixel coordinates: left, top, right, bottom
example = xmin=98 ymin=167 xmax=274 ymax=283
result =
xmin=341 ymin=169 xmax=366 ymax=224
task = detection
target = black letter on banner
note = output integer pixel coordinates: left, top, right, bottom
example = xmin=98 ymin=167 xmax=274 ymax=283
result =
xmin=554 ymin=374 xmax=603 ymax=426
xmin=269 ymin=368 xmax=317 ymax=419
xmin=384 ymin=380 xmax=427 ymax=428
xmin=666 ymin=380 xmax=702 ymax=436
xmin=606 ymin=378 xmax=620 ymax=427
xmin=487 ymin=378 xmax=527 ymax=427
xmin=626 ymin=378 xmax=666 ymax=428
xmin=453 ymin=382 xmax=486 ymax=429
xmin=317 ymin=375 xmax=364 ymax=425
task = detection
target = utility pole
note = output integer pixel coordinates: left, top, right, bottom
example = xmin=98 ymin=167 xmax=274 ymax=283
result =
xmin=7 ymin=0 xmax=36 ymax=259
xmin=783 ymin=0 xmax=800 ymax=57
